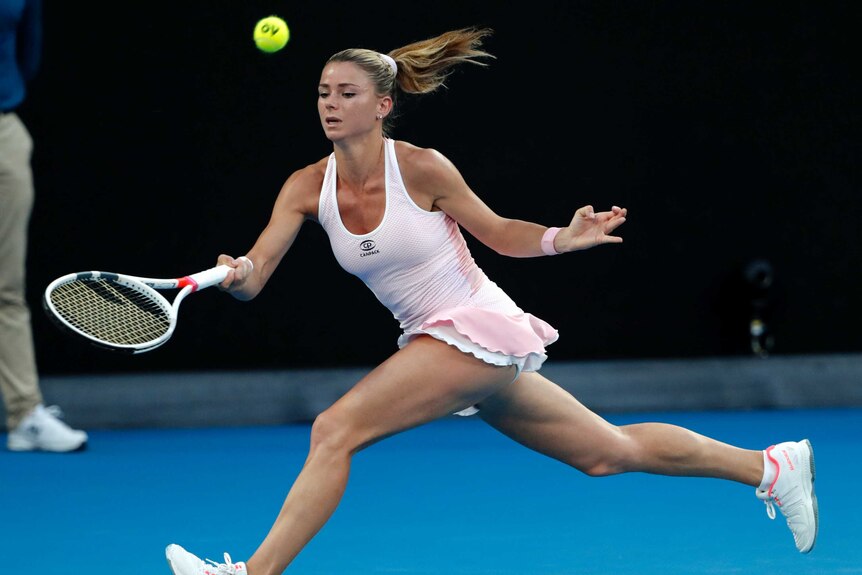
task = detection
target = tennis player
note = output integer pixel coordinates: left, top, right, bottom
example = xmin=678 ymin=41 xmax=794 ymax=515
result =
xmin=165 ymin=27 xmax=817 ymax=575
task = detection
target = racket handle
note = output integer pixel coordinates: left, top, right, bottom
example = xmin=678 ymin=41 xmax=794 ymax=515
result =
xmin=183 ymin=265 xmax=232 ymax=291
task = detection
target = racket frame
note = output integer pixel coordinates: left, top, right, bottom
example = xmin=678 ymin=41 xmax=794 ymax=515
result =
xmin=42 ymin=265 xmax=230 ymax=354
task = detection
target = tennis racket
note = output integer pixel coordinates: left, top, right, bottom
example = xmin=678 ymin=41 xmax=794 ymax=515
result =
xmin=42 ymin=265 xmax=232 ymax=354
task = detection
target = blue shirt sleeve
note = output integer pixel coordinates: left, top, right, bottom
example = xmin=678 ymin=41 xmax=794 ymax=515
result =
xmin=17 ymin=0 xmax=42 ymax=83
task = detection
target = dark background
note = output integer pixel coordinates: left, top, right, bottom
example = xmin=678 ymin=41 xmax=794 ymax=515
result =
xmin=19 ymin=1 xmax=859 ymax=376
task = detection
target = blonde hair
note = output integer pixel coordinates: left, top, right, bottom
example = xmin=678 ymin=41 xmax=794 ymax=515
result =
xmin=326 ymin=27 xmax=495 ymax=136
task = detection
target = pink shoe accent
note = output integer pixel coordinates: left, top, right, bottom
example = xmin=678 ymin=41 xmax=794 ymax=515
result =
xmin=764 ymin=445 xmax=781 ymax=503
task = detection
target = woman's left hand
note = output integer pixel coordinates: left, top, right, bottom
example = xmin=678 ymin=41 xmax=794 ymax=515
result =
xmin=555 ymin=205 xmax=627 ymax=253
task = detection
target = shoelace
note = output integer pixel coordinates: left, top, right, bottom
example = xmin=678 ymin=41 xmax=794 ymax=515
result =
xmin=204 ymin=553 xmax=241 ymax=575
xmin=756 ymin=487 xmax=779 ymax=520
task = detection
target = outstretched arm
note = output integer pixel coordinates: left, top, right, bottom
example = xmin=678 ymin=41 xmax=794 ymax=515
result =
xmin=407 ymin=145 xmax=627 ymax=257
xmin=216 ymin=163 xmax=323 ymax=300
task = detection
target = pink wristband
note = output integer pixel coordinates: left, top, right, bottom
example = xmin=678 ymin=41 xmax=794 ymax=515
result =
xmin=541 ymin=227 xmax=561 ymax=256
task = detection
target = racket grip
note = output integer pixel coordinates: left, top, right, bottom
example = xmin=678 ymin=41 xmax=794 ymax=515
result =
xmin=184 ymin=265 xmax=232 ymax=291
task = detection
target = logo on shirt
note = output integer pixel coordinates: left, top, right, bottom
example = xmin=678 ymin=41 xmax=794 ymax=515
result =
xmin=359 ymin=240 xmax=379 ymax=257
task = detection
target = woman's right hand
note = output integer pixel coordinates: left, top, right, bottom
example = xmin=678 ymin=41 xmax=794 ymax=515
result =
xmin=216 ymin=254 xmax=255 ymax=292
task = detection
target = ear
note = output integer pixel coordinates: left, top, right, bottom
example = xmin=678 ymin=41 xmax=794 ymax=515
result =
xmin=377 ymin=96 xmax=393 ymax=119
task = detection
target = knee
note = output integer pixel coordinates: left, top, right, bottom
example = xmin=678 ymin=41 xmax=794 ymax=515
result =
xmin=575 ymin=427 xmax=638 ymax=477
xmin=308 ymin=407 xmax=360 ymax=458
xmin=579 ymin=456 xmax=628 ymax=478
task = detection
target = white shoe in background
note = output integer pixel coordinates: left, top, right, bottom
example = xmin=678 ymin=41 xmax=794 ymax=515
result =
xmin=6 ymin=404 xmax=88 ymax=452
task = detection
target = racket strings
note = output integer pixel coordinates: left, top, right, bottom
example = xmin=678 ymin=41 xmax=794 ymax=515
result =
xmin=49 ymin=279 xmax=171 ymax=346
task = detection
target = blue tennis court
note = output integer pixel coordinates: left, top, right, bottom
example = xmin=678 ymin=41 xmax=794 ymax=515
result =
xmin=2 ymin=406 xmax=859 ymax=574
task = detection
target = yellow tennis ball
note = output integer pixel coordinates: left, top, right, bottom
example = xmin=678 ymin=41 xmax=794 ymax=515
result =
xmin=253 ymin=16 xmax=289 ymax=53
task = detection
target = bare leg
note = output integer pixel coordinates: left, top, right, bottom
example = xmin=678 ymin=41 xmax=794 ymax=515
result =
xmin=246 ymin=336 xmax=516 ymax=575
xmin=477 ymin=371 xmax=763 ymax=485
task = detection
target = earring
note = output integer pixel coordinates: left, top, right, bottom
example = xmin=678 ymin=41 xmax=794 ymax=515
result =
xmin=376 ymin=114 xmax=382 ymax=120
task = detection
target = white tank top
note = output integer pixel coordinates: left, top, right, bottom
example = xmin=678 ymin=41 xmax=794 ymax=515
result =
xmin=317 ymin=138 xmax=523 ymax=335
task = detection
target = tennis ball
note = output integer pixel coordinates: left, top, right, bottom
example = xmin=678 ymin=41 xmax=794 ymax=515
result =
xmin=253 ymin=16 xmax=289 ymax=53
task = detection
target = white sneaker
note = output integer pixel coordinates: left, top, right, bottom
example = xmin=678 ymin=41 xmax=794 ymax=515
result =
xmin=166 ymin=544 xmax=247 ymax=575
xmin=756 ymin=439 xmax=818 ymax=553
xmin=6 ymin=404 xmax=88 ymax=452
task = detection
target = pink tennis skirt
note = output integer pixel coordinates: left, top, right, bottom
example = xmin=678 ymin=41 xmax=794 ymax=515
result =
xmin=397 ymin=306 xmax=559 ymax=416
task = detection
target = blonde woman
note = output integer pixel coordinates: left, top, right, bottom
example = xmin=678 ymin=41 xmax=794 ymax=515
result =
xmin=166 ymin=27 xmax=816 ymax=575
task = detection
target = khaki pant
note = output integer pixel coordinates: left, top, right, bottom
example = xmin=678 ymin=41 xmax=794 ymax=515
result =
xmin=0 ymin=113 xmax=43 ymax=430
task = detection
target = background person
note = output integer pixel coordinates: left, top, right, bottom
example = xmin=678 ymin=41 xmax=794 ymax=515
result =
xmin=0 ymin=0 xmax=87 ymax=452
